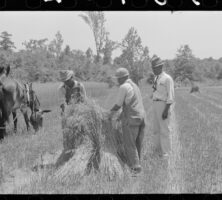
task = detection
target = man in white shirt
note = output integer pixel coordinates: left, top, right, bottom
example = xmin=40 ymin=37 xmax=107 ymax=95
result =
xmin=151 ymin=55 xmax=175 ymax=158
xmin=58 ymin=70 xmax=87 ymax=115
xmin=109 ymin=68 xmax=146 ymax=174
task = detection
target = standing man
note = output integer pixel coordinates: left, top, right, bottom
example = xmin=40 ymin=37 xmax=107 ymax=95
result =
xmin=109 ymin=68 xmax=146 ymax=174
xmin=56 ymin=70 xmax=87 ymax=168
xmin=151 ymin=55 xmax=175 ymax=158
xmin=58 ymin=70 xmax=87 ymax=115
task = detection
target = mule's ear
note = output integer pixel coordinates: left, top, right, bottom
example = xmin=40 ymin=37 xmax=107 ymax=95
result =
xmin=6 ymin=65 xmax=10 ymax=76
xmin=34 ymin=108 xmax=40 ymax=112
xmin=41 ymin=109 xmax=51 ymax=114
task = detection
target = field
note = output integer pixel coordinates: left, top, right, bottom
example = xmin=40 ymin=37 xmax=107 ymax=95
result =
xmin=0 ymin=81 xmax=222 ymax=193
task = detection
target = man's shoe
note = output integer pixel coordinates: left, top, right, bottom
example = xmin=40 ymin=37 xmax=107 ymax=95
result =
xmin=152 ymin=147 xmax=163 ymax=157
xmin=131 ymin=166 xmax=142 ymax=174
xmin=131 ymin=167 xmax=143 ymax=178
xmin=159 ymin=153 xmax=169 ymax=159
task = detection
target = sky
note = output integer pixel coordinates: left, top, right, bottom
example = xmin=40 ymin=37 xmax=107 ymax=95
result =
xmin=0 ymin=11 xmax=222 ymax=60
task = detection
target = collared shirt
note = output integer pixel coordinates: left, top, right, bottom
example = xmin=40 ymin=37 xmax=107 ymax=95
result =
xmin=152 ymin=71 xmax=174 ymax=104
xmin=115 ymin=78 xmax=135 ymax=107
xmin=115 ymin=78 xmax=145 ymax=124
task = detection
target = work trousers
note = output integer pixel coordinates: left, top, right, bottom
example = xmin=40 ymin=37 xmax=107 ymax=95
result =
xmin=152 ymin=101 xmax=172 ymax=155
xmin=122 ymin=118 xmax=145 ymax=169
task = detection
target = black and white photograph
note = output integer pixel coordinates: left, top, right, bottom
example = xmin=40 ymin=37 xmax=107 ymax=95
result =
xmin=0 ymin=11 xmax=222 ymax=194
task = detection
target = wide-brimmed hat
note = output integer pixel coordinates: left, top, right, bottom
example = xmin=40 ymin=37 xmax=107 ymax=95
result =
xmin=150 ymin=55 xmax=164 ymax=68
xmin=115 ymin=68 xmax=129 ymax=79
xmin=59 ymin=70 xmax=74 ymax=82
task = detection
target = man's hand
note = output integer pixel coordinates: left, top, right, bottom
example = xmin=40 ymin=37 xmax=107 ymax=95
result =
xmin=103 ymin=110 xmax=112 ymax=121
xmin=116 ymin=112 xmax=122 ymax=122
xmin=162 ymin=108 xmax=168 ymax=120
xmin=60 ymin=103 xmax=65 ymax=109
xmin=108 ymin=104 xmax=121 ymax=120
xmin=162 ymin=104 xmax=171 ymax=120
xmin=60 ymin=103 xmax=65 ymax=115
xmin=108 ymin=110 xmax=116 ymax=120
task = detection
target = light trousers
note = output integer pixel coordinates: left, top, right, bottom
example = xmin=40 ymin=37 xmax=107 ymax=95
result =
xmin=152 ymin=101 xmax=172 ymax=155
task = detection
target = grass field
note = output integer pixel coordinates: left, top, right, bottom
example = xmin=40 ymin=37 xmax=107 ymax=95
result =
xmin=0 ymin=81 xmax=222 ymax=193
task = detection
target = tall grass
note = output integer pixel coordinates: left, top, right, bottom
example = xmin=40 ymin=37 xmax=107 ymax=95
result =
xmin=176 ymin=90 xmax=222 ymax=193
xmin=1 ymin=82 xmax=222 ymax=193
xmin=0 ymin=81 xmax=124 ymax=193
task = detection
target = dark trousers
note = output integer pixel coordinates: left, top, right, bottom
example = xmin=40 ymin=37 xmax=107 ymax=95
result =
xmin=122 ymin=118 xmax=145 ymax=168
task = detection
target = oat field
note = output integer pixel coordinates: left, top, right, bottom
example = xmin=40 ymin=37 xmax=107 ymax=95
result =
xmin=0 ymin=81 xmax=222 ymax=194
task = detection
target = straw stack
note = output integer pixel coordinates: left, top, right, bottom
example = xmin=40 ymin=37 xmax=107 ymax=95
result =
xmin=54 ymin=99 xmax=127 ymax=182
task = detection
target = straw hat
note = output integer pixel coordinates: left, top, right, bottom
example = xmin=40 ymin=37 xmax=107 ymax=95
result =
xmin=115 ymin=68 xmax=129 ymax=79
xmin=59 ymin=70 xmax=74 ymax=82
xmin=150 ymin=55 xmax=164 ymax=68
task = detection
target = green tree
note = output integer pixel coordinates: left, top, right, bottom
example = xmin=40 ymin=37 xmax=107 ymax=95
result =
xmin=48 ymin=31 xmax=64 ymax=58
xmin=0 ymin=31 xmax=16 ymax=51
xmin=86 ymin=47 xmax=93 ymax=62
xmin=59 ymin=45 xmax=74 ymax=70
xmin=217 ymin=68 xmax=222 ymax=79
xmin=79 ymin=11 xmax=107 ymax=63
xmin=164 ymin=60 xmax=175 ymax=77
xmin=102 ymin=33 xmax=119 ymax=65
xmin=0 ymin=50 xmax=12 ymax=67
xmin=173 ymin=44 xmax=197 ymax=82
xmin=114 ymin=27 xmax=149 ymax=85
xmin=22 ymin=38 xmax=48 ymax=52
xmin=22 ymin=38 xmax=57 ymax=82
xmin=63 ymin=45 xmax=71 ymax=56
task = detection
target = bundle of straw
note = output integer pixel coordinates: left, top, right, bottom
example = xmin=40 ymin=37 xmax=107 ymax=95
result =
xmin=55 ymin=99 xmax=127 ymax=181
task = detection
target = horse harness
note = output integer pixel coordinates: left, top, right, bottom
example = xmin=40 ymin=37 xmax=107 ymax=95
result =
xmin=24 ymin=83 xmax=41 ymax=116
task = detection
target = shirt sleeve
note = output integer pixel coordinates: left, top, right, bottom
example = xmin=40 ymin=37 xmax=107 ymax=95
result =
xmin=166 ymin=77 xmax=175 ymax=104
xmin=115 ymin=85 xmax=127 ymax=107
xmin=58 ymin=83 xmax=66 ymax=105
xmin=80 ymin=83 xmax=87 ymax=100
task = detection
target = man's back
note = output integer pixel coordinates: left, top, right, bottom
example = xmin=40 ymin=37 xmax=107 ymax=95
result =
xmin=121 ymin=79 xmax=145 ymax=124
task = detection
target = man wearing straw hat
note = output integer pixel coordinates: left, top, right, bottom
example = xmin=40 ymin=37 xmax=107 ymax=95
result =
xmin=109 ymin=67 xmax=146 ymax=175
xmin=58 ymin=70 xmax=87 ymax=115
xmin=150 ymin=55 xmax=174 ymax=159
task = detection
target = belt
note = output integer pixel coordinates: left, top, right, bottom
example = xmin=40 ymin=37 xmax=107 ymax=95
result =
xmin=153 ymin=99 xmax=165 ymax=102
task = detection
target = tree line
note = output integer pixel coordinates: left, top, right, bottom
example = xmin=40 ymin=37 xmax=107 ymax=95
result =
xmin=1 ymin=12 xmax=222 ymax=86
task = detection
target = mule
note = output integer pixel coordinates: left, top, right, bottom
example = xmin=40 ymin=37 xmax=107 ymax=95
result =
xmin=0 ymin=66 xmax=51 ymax=140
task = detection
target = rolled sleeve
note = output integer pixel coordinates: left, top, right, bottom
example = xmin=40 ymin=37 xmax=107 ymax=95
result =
xmin=166 ymin=77 xmax=175 ymax=104
xmin=80 ymin=83 xmax=87 ymax=100
xmin=115 ymin=86 xmax=127 ymax=107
